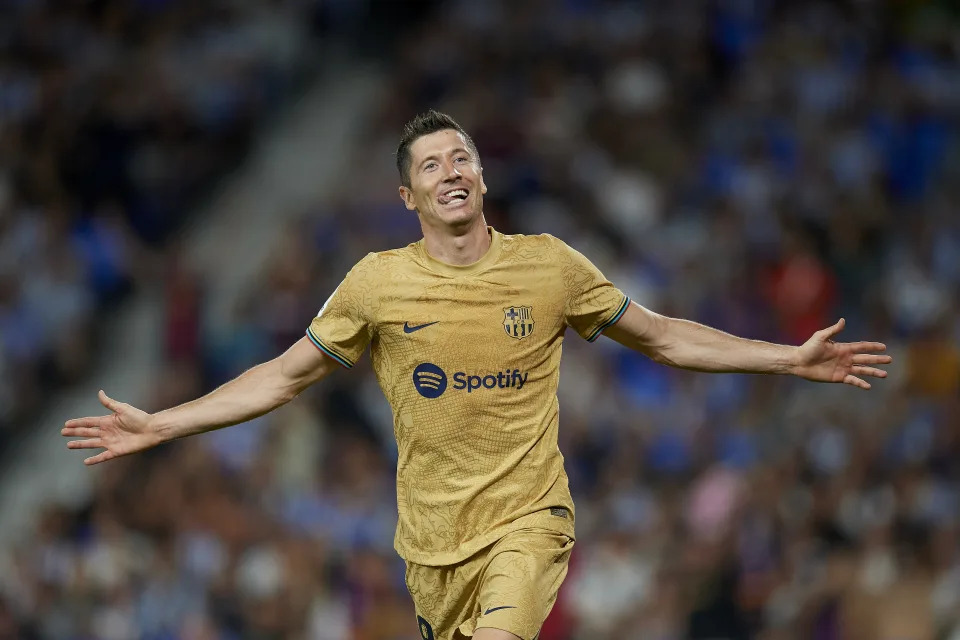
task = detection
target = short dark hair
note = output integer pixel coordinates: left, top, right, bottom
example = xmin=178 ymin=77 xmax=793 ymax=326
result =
xmin=396 ymin=110 xmax=479 ymax=187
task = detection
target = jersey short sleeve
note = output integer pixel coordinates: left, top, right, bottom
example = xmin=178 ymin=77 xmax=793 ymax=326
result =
xmin=306 ymin=254 xmax=378 ymax=368
xmin=554 ymin=238 xmax=630 ymax=342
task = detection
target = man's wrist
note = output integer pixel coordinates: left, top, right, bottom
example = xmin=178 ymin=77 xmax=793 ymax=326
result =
xmin=147 ymin=412 xmax=171 ymax=445
xmin=782 ymin=346 xmax=801 ymax=375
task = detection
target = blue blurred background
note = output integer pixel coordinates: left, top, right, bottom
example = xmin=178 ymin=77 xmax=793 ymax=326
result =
xmin=0 ymin=1 xmax=958 ymax=639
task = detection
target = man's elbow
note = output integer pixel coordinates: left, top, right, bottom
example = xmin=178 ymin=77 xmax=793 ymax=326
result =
xmin=276 ymin=369 xmax=320 ymax=404
xmin=269 ymin=357 xmax=309 ymax=406
xmin=640 ymin=315 xmax=680 ymax=366
xmin=642 ymin=343 xmax=680 ymax=367
xmin=276 ymin=383 xmax=301 ymax=405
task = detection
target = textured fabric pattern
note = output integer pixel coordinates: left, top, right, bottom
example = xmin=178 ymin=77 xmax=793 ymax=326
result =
xmin=307 ymin=228 xmax=628 ymax=564
xmin=405 ymin=526 xmax=574 ymax=640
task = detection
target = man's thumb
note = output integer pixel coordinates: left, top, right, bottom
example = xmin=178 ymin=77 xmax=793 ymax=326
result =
xmin=819 ymin=317 xmax=845 ymax=340
xmin=98 ymin=390 xmax=121 ymax=412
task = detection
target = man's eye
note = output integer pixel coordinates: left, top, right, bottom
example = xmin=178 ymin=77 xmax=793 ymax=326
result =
xmin=425 ymin=162 xmax=437 ymax=171
xmin=455 ymin=157 xmax=468 ymax=163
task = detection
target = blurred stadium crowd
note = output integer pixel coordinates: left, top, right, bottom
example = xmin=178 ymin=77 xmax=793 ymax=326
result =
xmin=3 ymin=1 xmax=960 ymax=639
xmin=0 ymin=0 xmax=320 ymax=446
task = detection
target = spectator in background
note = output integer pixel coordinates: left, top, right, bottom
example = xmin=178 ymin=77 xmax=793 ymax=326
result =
xmin=4 ymin=1 xmax=960 ymax=639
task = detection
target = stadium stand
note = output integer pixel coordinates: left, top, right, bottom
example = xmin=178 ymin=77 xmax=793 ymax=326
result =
xmin=0 ymin=0 xmax=320 ymax=449
xmin=1 ymin=1 xmax=958 ymax=639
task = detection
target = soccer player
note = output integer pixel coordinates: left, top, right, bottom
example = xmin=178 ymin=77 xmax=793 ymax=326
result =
xmin=62 ymin=111 xmax=892 ymax=640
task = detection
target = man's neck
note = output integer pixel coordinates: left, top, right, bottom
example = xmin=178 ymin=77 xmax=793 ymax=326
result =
xmin=421 ymin=215 xmax=491 ymax=266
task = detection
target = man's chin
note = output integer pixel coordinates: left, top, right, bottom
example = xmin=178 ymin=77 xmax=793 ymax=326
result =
xmin=433 ymin=204 xmax=481 ymax=227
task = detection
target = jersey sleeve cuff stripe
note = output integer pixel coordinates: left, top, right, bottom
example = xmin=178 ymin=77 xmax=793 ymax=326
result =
xmin=587 ymin=296 xmax=630 ymax=342
xmin=305 ymin=328 xmax=354 ymax=368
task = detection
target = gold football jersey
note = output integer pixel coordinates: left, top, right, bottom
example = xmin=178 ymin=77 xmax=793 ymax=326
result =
xmin=307 ymin=228 xmax=629 ymax=565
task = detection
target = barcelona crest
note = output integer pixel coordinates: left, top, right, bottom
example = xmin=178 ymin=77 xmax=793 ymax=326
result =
xmin=504 ymin=306 xmax=535 ymax=340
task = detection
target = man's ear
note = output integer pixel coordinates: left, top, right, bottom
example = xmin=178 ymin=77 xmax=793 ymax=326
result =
xmin=398 ymin=185 xmax=417 ymax=211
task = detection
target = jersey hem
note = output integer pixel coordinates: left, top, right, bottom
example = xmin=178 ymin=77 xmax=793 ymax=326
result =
xmin=396 ymin=507 xmax=576 ymax=567
xmin=305 ymin=328 xmax=354 ymax=368
xmin=586 ymin=295 xmax=630 ymax=342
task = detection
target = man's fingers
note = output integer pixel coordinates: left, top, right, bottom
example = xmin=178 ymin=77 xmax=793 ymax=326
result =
xmin=819 ymin=318 xmax=846 ymax=340
xmin=67 ymin=438 xmax=103 ymax=450
xmin=62 ymin=426 xmax=100 ymax=438
xmin=848 ymin=342 xmax=887 ymax=353
xmin=84 ymin=451 xmax=115 ymax=466
xmin=63 ymin=417 xmax=106 ymax=430
xmin=852 ymin=365 xmax=887 ymax=378
xmin=843 ymin=374 xmax=871 ymax=390
xmin=852 ymin=354 xmax=892 ymax=365
xmin=98 ymin=389 xmax=122 ymax=412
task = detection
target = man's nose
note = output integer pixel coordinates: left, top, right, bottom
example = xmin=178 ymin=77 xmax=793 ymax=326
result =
xmin=442 ymin=160 xmax=462 ymax=180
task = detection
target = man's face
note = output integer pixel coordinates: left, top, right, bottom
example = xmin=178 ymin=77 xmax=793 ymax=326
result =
xmin=399 ymin=129 xmax=486 ymax=230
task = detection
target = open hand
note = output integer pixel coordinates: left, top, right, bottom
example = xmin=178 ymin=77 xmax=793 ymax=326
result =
xmin=793 ymin=318 xmax=892 ymax=389
xmin=61 ymin=390 xmax=160 ymax=465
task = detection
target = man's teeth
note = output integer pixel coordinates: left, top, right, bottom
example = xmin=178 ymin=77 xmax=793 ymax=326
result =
xmin=447 ymin=189 xmax=467 ymax=199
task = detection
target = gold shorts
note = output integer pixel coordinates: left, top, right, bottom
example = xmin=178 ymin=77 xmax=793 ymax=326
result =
xmin=405 ymin=528 xmax=574 ymax=640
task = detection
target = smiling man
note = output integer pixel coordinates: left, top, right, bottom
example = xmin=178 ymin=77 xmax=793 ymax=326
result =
xmin=62 ymin=110 xmax=892 ymax=640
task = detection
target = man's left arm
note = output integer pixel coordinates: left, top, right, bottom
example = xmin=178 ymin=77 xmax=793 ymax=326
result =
xmin=602 ymin=302 xmax=892 ymax=389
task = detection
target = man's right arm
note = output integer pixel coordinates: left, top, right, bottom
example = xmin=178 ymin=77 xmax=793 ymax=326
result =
xmin=63 ymin=337 xmax=339 ymax=465
xmin=153 ymin=336 xmax=338 ymax=440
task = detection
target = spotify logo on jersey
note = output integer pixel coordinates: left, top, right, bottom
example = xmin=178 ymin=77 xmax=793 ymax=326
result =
xmin=412 ymin=363 xmax=530 ymax=398
xmin=413 ymin=363 xmax=448 ymax=398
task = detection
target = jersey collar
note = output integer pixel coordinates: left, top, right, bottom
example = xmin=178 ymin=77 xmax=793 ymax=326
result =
xmin=416 ymin=226 xmax=502 ymax=277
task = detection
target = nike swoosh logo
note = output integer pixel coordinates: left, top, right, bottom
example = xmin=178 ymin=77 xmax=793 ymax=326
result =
xmin=403 ymin=321 xmax=439 ymax=334
xmin=484 ymin=606 xmax=516 ymax=615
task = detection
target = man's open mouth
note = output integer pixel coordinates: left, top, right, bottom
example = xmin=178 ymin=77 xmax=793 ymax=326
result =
xmin=438 ymin=188 xmax=469 ymax=205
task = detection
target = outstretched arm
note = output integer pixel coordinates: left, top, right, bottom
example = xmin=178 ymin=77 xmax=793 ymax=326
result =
xmin=602 ymin=302 xmax=891 ymax=389
xmin=62 ymin=337 xmax=340 ymax=465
